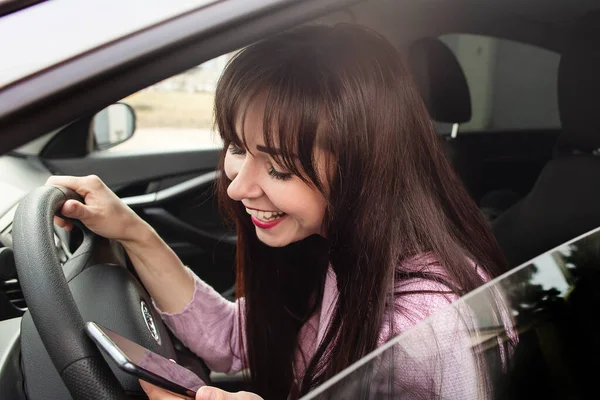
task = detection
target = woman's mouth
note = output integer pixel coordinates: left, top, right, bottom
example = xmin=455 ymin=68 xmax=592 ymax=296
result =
xmin=245 ymin=208 xmax=287 ymax=229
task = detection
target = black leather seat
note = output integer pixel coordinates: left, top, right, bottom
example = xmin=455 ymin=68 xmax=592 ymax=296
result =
xmin=408 ymin=37 xmax=472 ymax=128
xmin=493 ymin=10 xmax=600 ymax=268
xmin=408 ymin=38 xmax=484 ymax=202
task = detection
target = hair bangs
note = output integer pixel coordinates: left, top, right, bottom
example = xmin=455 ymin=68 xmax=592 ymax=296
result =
xmin=216 ymin=46 xmax=330 ymax=192
xmin=261 ymin=78 xmax=327 ymax=190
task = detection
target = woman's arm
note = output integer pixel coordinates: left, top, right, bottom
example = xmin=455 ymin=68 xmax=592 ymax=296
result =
xmin=126 ymin=232 xmax=246 ymax=373
xmin=120 ymin=227 xmax=195 ymax=314
xmin=124 ymin=228 xmax=246 ymax=374
xmin=47 ymin=175 xmax=246 ymax=374
xmin=155 ymin=270 xmax=246 ymax=374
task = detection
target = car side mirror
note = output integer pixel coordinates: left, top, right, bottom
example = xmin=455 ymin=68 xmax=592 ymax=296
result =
xmin=92 ymin=103 xmax=136 ymax=150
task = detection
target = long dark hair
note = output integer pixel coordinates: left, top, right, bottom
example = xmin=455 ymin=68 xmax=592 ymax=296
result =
xmin=214 ymin=24 xmax=509 ymax=399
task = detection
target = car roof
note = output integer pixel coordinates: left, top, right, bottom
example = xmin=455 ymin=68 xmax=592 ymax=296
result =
xmin=0 ymin=0 xmax=218 ymax=89
xmin=354 ymin=0 xmax=600 ymax=53
xmin=3 ymin=0 xmax=598 ymax=92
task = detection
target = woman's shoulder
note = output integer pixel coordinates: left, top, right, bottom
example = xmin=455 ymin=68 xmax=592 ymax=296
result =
xmin=396 ymin=252 xmax=489 ymax=290
xmin=378 ymin=252 xmax=485 ymax=345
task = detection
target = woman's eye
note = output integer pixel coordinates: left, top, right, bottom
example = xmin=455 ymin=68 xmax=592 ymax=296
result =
xmin=268 ymin=166 xmax=293 ymax=181
xmin=228 ymin=145 xmax=246 ymax=156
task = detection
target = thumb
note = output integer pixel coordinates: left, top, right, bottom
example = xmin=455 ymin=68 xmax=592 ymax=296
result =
xmin=139 ymin=380 xmax=186 ymax=399
xmin=197 ymin=387 xmax=261 ymax=400
xmin=197 ymin=387 xmax=228 ymax=400
xmin=60 ymin=199 xmax=89 ymax=220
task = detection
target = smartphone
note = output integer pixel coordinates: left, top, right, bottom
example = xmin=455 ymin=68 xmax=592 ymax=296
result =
xmin=85 ymin=321 xmax=205 ymax=398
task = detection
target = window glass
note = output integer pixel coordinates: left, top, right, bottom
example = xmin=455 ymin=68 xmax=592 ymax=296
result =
xmin=438 ymin=34 xmax=560 ymax=133
xmin=303 ymin=228 xmax=600 ymax=399
xmin=106 ymin=53 xmax=235 ymax=153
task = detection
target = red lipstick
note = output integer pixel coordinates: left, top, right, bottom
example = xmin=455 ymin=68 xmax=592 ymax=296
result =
xmin=251 ymin=215 xmax=287 ymax=229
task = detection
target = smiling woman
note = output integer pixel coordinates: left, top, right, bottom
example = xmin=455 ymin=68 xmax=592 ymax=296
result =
xmin=44 ymin=23 xmax=512 ymax=400
xmin=223 ymin=97 xmax=328 ymax=248
xmin=207 ymin=24 xmax=512 ymax=398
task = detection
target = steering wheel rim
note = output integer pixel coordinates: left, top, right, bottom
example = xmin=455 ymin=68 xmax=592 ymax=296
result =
xmin=13 ymin=185 xmax=127 ymax=400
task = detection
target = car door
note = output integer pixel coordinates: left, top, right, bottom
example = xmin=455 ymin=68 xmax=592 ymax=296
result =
xmin=38 ymin=55 xmax=238 ymax=296
xmin=302 ymin=226 xmax=600 ymax=399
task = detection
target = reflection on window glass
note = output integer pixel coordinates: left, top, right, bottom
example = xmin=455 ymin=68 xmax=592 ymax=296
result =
xmin=107 ymin=53 xmax=236 ymax=153
xmin=304 ymin=228 xmax=600 ymax=399
xmin=438 ymin=34 xmax=560 ymax=133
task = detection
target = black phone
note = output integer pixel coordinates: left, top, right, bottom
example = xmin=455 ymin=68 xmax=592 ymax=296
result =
xmin=85 ymin=321 xmax=205 ymax=398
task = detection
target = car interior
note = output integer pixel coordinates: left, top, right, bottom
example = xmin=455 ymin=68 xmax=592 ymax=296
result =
xmin=1 ymin=0 xmax=600 ymax=399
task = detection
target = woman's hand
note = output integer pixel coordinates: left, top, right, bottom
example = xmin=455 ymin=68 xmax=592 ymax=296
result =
xmin=139 ymin=380 xmax=263 ymax=400
xmin=46 ymin=175 xmax=150 ymax=244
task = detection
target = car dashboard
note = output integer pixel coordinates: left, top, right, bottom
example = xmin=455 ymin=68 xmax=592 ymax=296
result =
xmin=0 ymin=153 xmax=57 ymax=321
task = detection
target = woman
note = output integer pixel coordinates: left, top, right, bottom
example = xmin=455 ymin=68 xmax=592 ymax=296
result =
xmin=49 ymin=24 xmax=511 ymax=399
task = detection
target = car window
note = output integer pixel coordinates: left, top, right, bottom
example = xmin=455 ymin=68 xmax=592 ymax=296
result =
xmin=104 ymin=53 xmax=236 ymax=153
xmin=303 ymin=227 xmax=600 ymax=399
xmin=0 ymin=0 xmax=220 ymax=89
xmin=438 ymin=34 xmax=560 ymax=133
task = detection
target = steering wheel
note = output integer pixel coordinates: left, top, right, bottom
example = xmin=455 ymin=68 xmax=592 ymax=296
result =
xmin=12 ymin=185 xmax=182 ymax=399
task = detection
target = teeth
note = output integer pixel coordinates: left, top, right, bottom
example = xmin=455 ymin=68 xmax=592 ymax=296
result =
xmin=245 ymin=208 xmax=285 ymax=221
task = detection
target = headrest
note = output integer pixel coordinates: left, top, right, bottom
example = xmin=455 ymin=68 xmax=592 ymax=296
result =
xmin=408 ymin=37 xmax=471 ymax=124
xmin=557 ymin=10 xmax=600 ymax=154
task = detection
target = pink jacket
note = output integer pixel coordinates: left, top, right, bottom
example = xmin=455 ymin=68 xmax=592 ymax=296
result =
xmin=156 ymin=255 xmax=491 ymax=398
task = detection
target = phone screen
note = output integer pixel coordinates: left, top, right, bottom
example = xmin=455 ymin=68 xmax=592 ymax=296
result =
xmin=86 ymin=322 xmax=205 ymax=395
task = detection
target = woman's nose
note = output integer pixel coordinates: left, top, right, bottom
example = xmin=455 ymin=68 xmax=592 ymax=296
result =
xmin=227 ymin=162 xmax=264 ymax=201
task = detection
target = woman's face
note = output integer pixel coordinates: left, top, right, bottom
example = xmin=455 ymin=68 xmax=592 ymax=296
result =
xmin=223 ymin=100 xmax=327 ymax=247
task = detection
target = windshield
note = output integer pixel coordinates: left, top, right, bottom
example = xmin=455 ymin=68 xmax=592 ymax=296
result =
xmin=303 ymin=227 xmax=600 ymax=399
xmin=0 ymin=0 xmax=219 ymax=89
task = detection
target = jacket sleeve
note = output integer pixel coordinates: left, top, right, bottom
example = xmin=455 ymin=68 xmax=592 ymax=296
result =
xmin=154 ymin=269 xmax=246 ymax=375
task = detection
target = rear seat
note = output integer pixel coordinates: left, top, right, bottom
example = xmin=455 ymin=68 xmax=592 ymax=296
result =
xmin=408 ymin=37 xmax=481 ymax=199
xmin=408 ymin=37 xmax=519 ymax=220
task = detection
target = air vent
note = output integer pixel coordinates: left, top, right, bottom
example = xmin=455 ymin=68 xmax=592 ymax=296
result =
xmin=0 ymin=245 xmax=26 ymax=315
xmin=0 ymin=278 xmax=26 ymax=311
xmin=0 ymin=224 xmax=72 ymax=317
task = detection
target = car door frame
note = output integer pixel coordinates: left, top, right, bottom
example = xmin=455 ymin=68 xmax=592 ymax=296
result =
xmin=0 ymin=0 xmax=361 ymax=155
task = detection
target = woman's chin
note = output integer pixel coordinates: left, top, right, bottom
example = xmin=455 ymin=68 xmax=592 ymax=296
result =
xmin=255 ymin=229 xmax=292 ymax=247
xmin=255 ymin=227 xmax=312 ymax=248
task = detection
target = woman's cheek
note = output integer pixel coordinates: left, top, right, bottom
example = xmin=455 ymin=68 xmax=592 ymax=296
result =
xmin=223 ymin=153 xmax=239 ymax=181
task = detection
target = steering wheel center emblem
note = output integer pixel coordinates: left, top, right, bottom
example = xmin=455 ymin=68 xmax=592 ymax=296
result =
xmin=140 ymin=300 xmax=161 ymax=345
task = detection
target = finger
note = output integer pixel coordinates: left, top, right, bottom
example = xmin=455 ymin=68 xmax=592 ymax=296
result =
xmin=64 ymin=221 xmax=73 ymax=231
xmin=197 ymin=387 xmax=225 ymax=400
xmin=139 ymin=380 xmax=193 ymax=400
xmin=138 ymin=379 xmax=154 ymax=396
xmin=46 ymin=175 xmax=88 ymax=195
xmin=60 ymin=199 xmax=89 ymax=220
xmin=139 ymin=380 xmax=180 ymax=399
xmin=53 ymin=216 xmax=73 ymax=232
xmin=197 ymin=387 xmax=255 ymax=400
xmin=46 ymin=175 xmax=101 ymax=197
xmin=53 ymin=216 xmax=67 ymax=228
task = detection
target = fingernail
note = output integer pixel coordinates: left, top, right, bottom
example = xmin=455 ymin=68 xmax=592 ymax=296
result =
xmin=198 ymin=387 xmax=215 ymax=400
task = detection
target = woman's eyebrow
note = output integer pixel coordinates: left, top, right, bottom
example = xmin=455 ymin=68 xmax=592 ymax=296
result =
xmin=256 ymin=145 xmax=281 ymax=156
xmin=256 ymin=145 xmax=299 ymax=159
